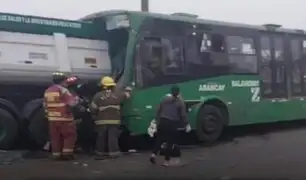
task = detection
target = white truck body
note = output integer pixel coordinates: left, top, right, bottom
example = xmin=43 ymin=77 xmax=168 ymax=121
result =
xmin=0 ymin=31 xmax=111 ymax=84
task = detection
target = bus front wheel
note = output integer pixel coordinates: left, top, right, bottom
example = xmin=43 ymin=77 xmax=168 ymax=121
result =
xmin=196 ymin=105 xmax=225 ymax=143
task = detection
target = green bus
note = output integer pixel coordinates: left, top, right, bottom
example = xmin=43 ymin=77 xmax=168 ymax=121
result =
xmin=81 ymin=10 xmax=306 ymax=143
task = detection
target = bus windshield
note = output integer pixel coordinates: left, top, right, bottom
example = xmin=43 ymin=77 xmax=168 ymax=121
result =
xmin=105 ymin=14 xmax=130 ymax=84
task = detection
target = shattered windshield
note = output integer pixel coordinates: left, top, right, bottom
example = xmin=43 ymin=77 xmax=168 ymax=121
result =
xmin=105 ymin=14 xmax=130 ymax=85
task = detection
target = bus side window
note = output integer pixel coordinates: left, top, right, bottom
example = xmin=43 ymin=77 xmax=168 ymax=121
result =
xmin=161 ymin=37 xmax=185 ymax=75
xmin=260 ymin=36 xmax=272 ymax=95
xmin=138 ymin=37 xmax=164 ymax=88
xmin=226 ymin=36 xmax=258 ymax=74
xmin=186 ymin=32 xmax=229 ymax=78
xmin=211 ymin=34 xmax=226 ymax=53
xmin=195 ymin=32 xmax=212 ymax=65
xmin=290 ymin=39 xmax=302 ymax=95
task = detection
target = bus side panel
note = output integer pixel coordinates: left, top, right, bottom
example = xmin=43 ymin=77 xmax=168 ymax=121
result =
xmin=246 ymin=98 xmax=306 ymax=124
xmin=122 ymin=75 xmax=263 ymax=134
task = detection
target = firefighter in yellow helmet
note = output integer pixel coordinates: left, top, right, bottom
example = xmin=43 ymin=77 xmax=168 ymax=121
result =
xmin=90 ymin=76 xmax=132 ymax=160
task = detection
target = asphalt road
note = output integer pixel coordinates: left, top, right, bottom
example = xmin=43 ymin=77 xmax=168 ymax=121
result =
xmin=2 ymin=121 xmax=306 ymax=180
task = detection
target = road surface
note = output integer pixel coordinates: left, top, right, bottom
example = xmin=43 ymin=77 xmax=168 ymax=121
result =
xmin=1 ymin=121 xmax=306 ymax=179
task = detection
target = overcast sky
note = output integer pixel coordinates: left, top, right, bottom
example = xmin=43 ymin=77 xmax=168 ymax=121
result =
xmin=0 ymin=0 xmax=305 ymax=29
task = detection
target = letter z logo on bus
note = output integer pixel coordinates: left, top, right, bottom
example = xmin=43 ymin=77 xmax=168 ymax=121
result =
xmin=250 ymin=87 xmax=260 ymax=102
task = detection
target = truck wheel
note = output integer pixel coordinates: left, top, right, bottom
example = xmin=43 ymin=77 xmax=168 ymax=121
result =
xmin=0 ymin=109 xmax=18 ymax=149
xmin=28 ymin=107 xmax=49 ymax=148
xmin=22 ymin=99 xmax=43 ymax=122
xmin=196 ymin=105 xmax=224 ymax=143
xmin=76 ymin=113 xmax=96 ymax=152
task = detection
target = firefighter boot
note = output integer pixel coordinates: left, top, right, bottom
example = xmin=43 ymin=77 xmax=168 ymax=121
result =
xmin=109 ymin=151 xmax=122 ymax=159
xmin=94 ymin=152 xmax=108 ymax=160
xmin=52 ymin=153 xmax=62 ymax=161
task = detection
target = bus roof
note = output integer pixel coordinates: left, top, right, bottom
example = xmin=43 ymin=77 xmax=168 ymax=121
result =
xmin=81 ymin=10 xmax=305 ymax=35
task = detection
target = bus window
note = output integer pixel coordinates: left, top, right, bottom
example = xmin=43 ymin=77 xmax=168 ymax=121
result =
xmin=161 ymin=37 xmax=185 ymax=75
xmin=303 ymin=40 xmax=306 ymax=54
xmin=185 ymin=31 xmax=229 ymax=78
xmin=273 ymin=37 xmax=285 ymax=93
xmin=274 ymin=38 xmax=284 ymax=61
xmin=290 ymin=39 xmax=302 ymax=95
xmin=291 ymin=39 xmax=301 ymax=61
xmin=260 ymin=36 xmax=272 ymax=95
xmin=226 ymin=36 xmax=257 ymax=74
xmin=261 ymin=37 xmax=272 ymax=62
xmin=211 ymin=34 xmax=226 ymax=53
xmin=199 ymin=32 xmax=211 ymax=52
xmin=195 ymin=32 xmax=212 ymax=65
xmin=138 ymin=37 xmax=164 ymax=87
xmin=138 ymin=36 xmax=186 ymax=87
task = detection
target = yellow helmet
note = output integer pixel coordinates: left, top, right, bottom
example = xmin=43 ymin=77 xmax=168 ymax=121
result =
xmin=101 ymin=76 xmax=116 ymax=87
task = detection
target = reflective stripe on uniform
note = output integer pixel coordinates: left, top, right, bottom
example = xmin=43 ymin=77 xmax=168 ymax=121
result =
xmin=95 ymin=120 xmax=120 ymax=125
xmin=62 ymin=148 xmax=73 ymax=153
xmin=48 ymin=117 xmax=74 ymax=121
xmin=98 ymin=105 xmax=120 ymax=111
xmin=46 ymin=103 xmax=66 ymax=107
xmin=48 ymin=111 xmax=62 ymax=117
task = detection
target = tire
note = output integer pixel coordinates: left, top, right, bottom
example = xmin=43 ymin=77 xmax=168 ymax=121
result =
xmin=196 ymin=105 xmax=225 ymax=143
xmin=76 ymin=112 xmax=96 ymax=152
xmin=22 ymin=99 xmax=43 ymax=122
xmin=0 ymin=109 xmax=18 ymax=149
xmin=28 ymin=107 xmax=49 ymax=148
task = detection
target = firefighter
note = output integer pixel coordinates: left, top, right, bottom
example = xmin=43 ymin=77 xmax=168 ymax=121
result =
xmin=65 ymin=76 xmax=81 ymax=97
xmin=149 ymin=85 xmax=191 ymax=167
xmin=65 ymin=76 xmax=95 ymax=153
xmin=43 ymin=71 xmax=81 ymax=161
xmin=65 ymin=76 xmax=86 ymax=122
xmin=90 ymin=76 xmax=132 ymax=160
xmin=43 ymin=76 xmax=84 ymax=153
xmin=65 ymin=76 xmax=84 ymax=152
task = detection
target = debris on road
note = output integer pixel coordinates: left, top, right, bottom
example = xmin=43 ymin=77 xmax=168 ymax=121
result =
xmin=22 ymin=151 xmax=49 ymax=159
xmin=0 ymin=150 xmax=25 ymax=165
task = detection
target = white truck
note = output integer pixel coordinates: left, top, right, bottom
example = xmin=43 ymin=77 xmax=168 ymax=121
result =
xmin=0 ymin=12 xmax=117 ymax=149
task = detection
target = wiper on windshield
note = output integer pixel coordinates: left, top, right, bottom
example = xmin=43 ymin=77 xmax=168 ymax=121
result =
xmin=111 ymin=47 xmax=126 ymax=83
xmin=112 ymin=69 xmax=124 ymax=83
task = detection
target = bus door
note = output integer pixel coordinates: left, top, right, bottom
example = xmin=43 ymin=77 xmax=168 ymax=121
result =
xmin=289 ymin=35 xmax=306 ymax=97
xmin=260 ymin=33 xmax=288 ymax=98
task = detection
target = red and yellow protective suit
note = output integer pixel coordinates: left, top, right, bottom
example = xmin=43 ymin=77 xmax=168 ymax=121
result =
xmin=44 ymin=84 xmax=78 ymax=157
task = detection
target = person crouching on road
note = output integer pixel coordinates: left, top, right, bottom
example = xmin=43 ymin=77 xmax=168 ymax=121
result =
xmin=150 ymin=85 xmax=190 ymax=167
xmin=90 ymin=76 xmax=132 ymax=160
xmin=43 ymin=72 xmax=80 ymax=161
